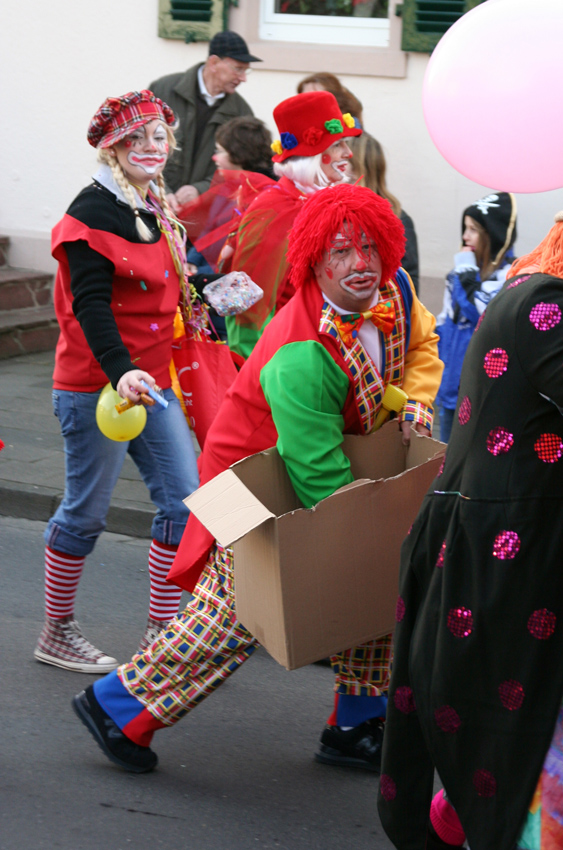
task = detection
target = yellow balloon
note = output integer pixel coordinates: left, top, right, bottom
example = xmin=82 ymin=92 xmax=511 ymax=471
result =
xmin=95 ymin=383 xmax=147 ymax=442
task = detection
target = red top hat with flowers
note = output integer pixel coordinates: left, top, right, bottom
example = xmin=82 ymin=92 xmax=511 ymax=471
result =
xmin=87 ymin=90 xmax=176 ymax=149
xmin=271 ymin=91 xmax=361 ymax=163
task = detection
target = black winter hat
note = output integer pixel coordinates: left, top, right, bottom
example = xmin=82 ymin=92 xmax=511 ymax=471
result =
xmin=462 ymin=192 xmax=517 ymax=265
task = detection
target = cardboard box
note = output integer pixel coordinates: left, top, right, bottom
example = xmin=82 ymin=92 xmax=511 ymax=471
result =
xmin=185 ymin=421 xmax=445 ymax=670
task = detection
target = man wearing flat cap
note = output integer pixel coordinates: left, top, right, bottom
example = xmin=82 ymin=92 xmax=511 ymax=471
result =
xmin=150 ymin=31 xmax=261 ymax=213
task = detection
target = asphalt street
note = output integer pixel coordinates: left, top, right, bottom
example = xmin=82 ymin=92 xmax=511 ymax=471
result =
xmin=0 ymin=515 xmax=396 ymax=850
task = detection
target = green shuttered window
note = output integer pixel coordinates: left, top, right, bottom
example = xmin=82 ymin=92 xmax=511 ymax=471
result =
xmin=158 ymin=0 xmax=234 ymax=42
xmin=170 ymin=0 xmax=214 ymax=23
xmin=399 ymin=0 xmax=484 ymax=52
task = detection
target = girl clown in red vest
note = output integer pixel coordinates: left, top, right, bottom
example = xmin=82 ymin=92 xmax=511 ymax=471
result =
xmin=35 ymin=91 xmax=203 ymax=672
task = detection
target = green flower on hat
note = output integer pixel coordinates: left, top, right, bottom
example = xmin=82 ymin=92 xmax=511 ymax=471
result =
xmin=325 ymin=118 xmax=343 ymax=134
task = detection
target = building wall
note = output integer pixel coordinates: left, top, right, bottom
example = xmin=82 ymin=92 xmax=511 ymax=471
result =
xmin=2 ymin=0 xmax=562 ymax=312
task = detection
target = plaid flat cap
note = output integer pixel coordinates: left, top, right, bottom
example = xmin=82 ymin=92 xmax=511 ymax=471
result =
xmin=87 ymin=90 xmax=176 ymax=149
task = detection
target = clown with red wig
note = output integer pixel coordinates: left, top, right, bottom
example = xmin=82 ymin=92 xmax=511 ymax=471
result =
xmin=72 ymin=183 xmax=443 ymax=775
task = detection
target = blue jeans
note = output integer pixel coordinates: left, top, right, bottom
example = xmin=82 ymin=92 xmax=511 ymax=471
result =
xmin=44 ymin=388 xmax=199 ymax=557
xmin=439 ymin=407 xmax=455 ymax=443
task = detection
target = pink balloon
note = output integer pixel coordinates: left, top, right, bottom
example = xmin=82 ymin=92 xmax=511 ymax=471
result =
xmin=423 ymin=0 xmax=563 ymax=193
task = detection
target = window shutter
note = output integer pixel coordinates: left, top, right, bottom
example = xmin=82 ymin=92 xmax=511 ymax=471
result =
xmin=398 ymin=0 xmax=484 ymax=52
xmin=170 ymin=1 xmax=213 ymax=23
xmin=158 ymin=0 xmax=236 ymax=42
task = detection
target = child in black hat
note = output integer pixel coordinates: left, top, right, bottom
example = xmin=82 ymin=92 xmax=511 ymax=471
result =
xmin=435 ymin=192 xmax=517 ymax=441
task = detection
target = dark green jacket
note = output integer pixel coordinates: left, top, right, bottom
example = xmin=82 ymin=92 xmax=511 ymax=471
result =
xmin=149 ymin=63 xmax=253 ymax=195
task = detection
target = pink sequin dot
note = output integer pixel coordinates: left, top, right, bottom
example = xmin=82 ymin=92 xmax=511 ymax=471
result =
xmin=483 ymin=348 xmax=509 ymax=378
xmin=379 ymin=774 xmax=397 ymax=802
xmin=394 ymin=686 xmax=416 ymax=714
xmin=395 ymin=596 xmax=405 ymax=623
xmin=473 ymin=769 xmax=497 ymax=797
xmin=447 ymin=607 xmax=473 ymax=638
xmin=529 ymin=302 xmax=562 ymax=331
xmin=434 ymin=705 xmax=461 ymax=733
xmin=492 ymin=531 xmax=520 ymax=560
xmin=498 ymin=680 xmax=525 ymax=711
xmin=437 ymin=456 xmax=446 ymax=477
xmin=436 ymin=540 xmax=446 ymax=568
xmin=458 ymin=396 xmax=472 ymax=426
xmin=507 ymin=274 xmax=531 ymax=289
xmin=487 ymin=428 xmax=514 ymax=456
xmin=528 ymin=609 xmax=556 ymax=640
xmin=535 ymin=433 xmax=563 ymax=463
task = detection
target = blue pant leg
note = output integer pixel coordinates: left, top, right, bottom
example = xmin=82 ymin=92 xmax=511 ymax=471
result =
xmin=127 ymin=390 xmax=199 ymax=546
xmin=45 ymin=390 xmax=129 ymax=556
xmin=439 ymin=407 xmax=455 ymax=443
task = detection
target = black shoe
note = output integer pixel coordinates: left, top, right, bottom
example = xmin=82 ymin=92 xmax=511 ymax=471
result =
xmin=315 ymin=718 xmax=383 ymax=772
xmin=72 ymin=685 xmax=158 ymax=774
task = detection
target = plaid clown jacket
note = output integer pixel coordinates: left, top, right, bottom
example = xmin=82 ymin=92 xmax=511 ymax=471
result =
xmin=168 ymin=269 xmax=441 ymax=592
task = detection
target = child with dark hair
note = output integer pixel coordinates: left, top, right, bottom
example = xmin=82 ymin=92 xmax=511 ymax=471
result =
xmin=214 ymin=116 xmax=275 ymax=178
xmin=435 ymin=192 xmax=517 ymax=441
xmin=183 ymin=117 xmax=276 ymax=283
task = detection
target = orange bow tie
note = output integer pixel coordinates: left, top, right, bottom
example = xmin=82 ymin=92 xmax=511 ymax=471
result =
xmin=333 ymin=300 xmax=395 ymax=347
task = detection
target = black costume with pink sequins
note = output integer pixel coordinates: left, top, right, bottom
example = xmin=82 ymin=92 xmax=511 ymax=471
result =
xmin=378 ymin=272 xmax=563 ymax=850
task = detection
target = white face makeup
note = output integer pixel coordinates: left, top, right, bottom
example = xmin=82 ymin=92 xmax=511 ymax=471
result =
xmin=112 ymin=120 xmax=169 ymax=188
xmin=313 ymin=229 xmax=382 ymax=313
xmin=319 ymin=139 xmax=353 ymax=184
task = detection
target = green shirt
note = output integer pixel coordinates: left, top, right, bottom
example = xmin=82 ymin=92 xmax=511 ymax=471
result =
xmin=260 ymin=339 xmax=354 ymax=508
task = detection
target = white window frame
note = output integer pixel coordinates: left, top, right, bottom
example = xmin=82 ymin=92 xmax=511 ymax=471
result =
xmin=259 ymin=0 xmax=390 ymax=48
xmin=229 ymin=0 xmax=406 ymax=78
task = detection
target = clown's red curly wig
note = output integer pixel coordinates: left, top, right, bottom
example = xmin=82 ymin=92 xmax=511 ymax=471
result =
xmin=287 ymin=183 xmax=406 ymax=291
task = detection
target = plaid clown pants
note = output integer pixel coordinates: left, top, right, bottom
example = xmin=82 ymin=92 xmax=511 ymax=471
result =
xmin=94 ymin=544 xmax=392 ymax=745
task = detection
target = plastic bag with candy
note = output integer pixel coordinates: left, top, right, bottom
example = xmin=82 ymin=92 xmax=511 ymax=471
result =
xmin=203 ymin=271 xmax=264 ymax=317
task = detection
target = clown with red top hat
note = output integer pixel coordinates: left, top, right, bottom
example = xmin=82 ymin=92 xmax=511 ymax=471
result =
xmin=72 ymin=181 xmax=443 ymax=777
xmin=220 ymin=90 xmax=362 ymax=359
xmin=270 ymin=89 xmax=360 ymax=161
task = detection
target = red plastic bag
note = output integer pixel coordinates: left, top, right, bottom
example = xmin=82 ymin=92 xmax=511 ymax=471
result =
xmin=171 ymin=334 xmax=238 ymax=448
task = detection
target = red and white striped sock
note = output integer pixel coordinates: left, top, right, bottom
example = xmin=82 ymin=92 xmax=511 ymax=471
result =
xmin=44 ymin=546 xmax=85 ymax=619
xmin=148 ymin=540 xmax=182 ymax=621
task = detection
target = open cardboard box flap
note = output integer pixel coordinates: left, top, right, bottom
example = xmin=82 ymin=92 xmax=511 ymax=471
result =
xmin=184 ymin=469 xmax=276 ymax=549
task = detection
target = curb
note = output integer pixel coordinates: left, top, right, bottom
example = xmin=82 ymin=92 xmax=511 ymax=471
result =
xmin=0 ymin=482 xmax=154 ymax=538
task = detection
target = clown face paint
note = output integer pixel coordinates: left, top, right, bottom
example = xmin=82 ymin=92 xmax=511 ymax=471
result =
xmin=112 ymin=120 xmax=169 ymax=189
xmin=313 ymin=229 xmax=382 ymax=313
xmin=319 ymin=139 xmax=353 ymax=184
